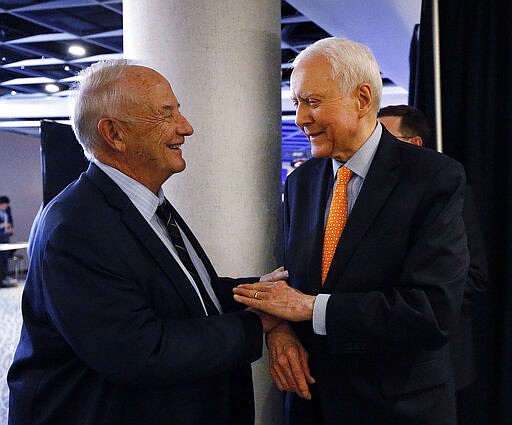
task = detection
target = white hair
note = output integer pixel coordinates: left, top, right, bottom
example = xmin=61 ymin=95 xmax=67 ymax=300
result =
xmin=292 ymin=37 xmax=382 ymax=112
xmin=70 ymin=59 xmax=141 ymax=160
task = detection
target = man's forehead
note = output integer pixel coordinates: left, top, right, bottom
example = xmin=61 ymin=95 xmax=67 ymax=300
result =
xmin=121 ymin=66 xmax=177 ymax=106
xmin=292 ymin=54 xmax=332 ymax=73
xmin=291 ymin=56 xmax=335 ymax=89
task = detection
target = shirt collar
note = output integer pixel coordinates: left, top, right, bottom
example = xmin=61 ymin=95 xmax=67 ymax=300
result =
xmin=94 ymin=160 xmax=165 ymax=222
xmin=332 ymin=121 xmax=382 ymax=179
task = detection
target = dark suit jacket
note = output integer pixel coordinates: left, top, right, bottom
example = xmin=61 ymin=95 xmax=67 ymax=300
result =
xmin=450 ymin=186 xmax=488 ymax=390
xmin=283 ymin=129 xmax=469 ymax=425
xmin=8 ymin=163 xmax=263 ymax=425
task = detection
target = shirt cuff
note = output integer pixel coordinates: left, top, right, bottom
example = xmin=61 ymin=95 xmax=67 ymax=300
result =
xmin=312 ymin=293 xmax=330 ymax=335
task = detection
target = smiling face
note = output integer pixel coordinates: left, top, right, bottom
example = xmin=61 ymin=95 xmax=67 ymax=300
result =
xmin=290 ymin=54 xmax=374 ymax=162
xmin=100 ymin=66 xmax=194 ymax=192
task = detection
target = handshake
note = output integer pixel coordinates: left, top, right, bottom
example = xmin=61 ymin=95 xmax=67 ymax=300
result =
xmin=232 ymin=266 xmax=316 ymax=400
xmin=233 ymin=266 xmax=317 ymax=329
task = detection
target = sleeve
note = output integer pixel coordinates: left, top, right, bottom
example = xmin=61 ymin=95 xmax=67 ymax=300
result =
xmin=461 ymin=185 xmax=489 ymax=305
xmin=215 ymin=276 xmax=260 ymax=312
xmin=312 ymin=293 xmax=330 ymax=335
xmin=324 ymin=160 xmax=470 ymax=353
xmin=7 ymin=206 xmax=13 ymax=226
xmin=40 ymin=222 xmax=263 ymax=388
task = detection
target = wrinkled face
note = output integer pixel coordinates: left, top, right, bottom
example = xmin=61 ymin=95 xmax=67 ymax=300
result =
xmin=290 ymin=55 xmax=360 ymax=161
xmin=117 ymin=67 xmax=194 ymax=188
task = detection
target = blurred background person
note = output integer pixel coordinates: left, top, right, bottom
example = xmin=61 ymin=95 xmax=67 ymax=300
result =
xmin=0 ymin=196 xmax=16 ymax=287
xmin=378 ymin=104 xmax=489 ymax=422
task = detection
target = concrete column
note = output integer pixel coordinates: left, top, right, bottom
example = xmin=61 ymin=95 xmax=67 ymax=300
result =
xmin=123 ymin=1 xmax=283 ymax=424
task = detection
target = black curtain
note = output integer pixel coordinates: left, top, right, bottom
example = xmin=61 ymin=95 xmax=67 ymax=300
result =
xmin=40 ymin=121 xmax=88 ymax=206
xmin=411 ymin=1 xmax=512 ymax=424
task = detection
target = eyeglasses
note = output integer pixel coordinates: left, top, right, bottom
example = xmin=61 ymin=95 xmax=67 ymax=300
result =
xmin=396 ymin=135 xmax=415 ymax=139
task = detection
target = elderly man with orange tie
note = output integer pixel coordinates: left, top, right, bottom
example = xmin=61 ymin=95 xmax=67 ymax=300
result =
xmin=234 ymin=37 xmax=469 ymax=425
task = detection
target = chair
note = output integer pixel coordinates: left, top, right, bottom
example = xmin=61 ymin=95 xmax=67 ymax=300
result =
xmin=7 ymin=252 xmax=25 ymax=281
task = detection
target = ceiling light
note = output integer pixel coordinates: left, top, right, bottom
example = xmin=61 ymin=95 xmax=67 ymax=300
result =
xmin=10 ymin=90 xmax=17 ymax=95
xmin=45 ymin=84 xmax=60 ymax=93
xmin=0 ymin=121 xmax=40 ymax=128
xmin=68 ymin=45 xmax=86 ymax=56
xmin=64 ymin=65 xmax=70 ymax=71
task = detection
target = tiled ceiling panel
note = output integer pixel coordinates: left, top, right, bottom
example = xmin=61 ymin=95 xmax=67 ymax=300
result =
xmin=0 ymin=0 xmax=319 ymax=157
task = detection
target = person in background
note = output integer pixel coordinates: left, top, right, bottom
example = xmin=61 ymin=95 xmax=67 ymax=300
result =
xmin=5 ymin=196 xmax=14 ymax=230
xmin=0 ymin=195 xmax=16 ymax=287
xmin=378 ymin=104 xmax=431 ymax=147
xmin=378 ymin=104 xmax=489 ymax=421
xmin=8 ymin=59 xmax=281 ymax=425
xmin=233 ymin=37 xmax=469 ymax=425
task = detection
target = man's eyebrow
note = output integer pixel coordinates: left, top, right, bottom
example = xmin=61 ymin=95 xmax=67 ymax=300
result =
xmin=292 ymin=92 xmax=314 ymax=101
xmin=161 ymin=104 xmax=177 ymax=113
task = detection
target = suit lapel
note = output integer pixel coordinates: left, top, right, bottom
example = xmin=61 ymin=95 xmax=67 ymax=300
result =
xmin=303 ymin=160 xmax=333 ymax=294
xmin=85 ymin=164 xmax=207 ymax=316
xmin=322 ymin=134 xmax=401 ymax=291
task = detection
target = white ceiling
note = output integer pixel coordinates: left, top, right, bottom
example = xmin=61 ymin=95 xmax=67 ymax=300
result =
xmin=287 ymin=0 xmax=421 ymax=91
xmin=0 ymin=0 xmax=421 ymax=161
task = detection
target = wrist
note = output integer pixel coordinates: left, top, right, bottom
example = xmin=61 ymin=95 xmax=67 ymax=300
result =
xmin=303 ymin=295 xmax=316 ymax=321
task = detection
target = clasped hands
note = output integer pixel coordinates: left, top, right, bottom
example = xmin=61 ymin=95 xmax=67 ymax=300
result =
xmin=0 ymin=222 xmax=12 ymax=233
xmin=234 ymin=267 xmax=316 ymax=399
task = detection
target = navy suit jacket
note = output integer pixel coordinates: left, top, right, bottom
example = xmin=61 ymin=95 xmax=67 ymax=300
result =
xmin=283 ymin=129 xmax=469 ymax=425
xmin=8 ymin=163 xmax=262 ymax=425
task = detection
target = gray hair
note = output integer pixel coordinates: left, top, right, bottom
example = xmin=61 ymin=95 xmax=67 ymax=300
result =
xmin=292 ymin=37 xmax=382 ymax=113
xmin=70 ymin=59 xmax=141 ymax=160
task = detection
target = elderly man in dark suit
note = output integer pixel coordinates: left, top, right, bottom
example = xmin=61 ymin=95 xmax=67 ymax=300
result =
xmin=234 ymin=37 xmax=469 ymax=425
xmin=8 ymin=59 xmax=279 ymax=425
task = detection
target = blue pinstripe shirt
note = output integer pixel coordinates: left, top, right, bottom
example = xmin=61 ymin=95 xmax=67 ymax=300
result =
xmin=94 ymin=160 xmax=222 ymax=315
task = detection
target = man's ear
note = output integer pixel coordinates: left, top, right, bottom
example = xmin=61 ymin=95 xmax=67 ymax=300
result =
xmin=410 ymin=136 xmax=423 ymax=147
xmin=356 ymin=83 xmax=373 ymax=117
xmin=98 ymin=118 xmax=126 ymax=152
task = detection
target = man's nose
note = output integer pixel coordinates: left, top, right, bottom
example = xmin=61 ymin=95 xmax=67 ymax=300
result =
xmin=177 ymin=112 xmax=194 ymax=136
xmin=295 ymin=103 xmax=312 ymax=129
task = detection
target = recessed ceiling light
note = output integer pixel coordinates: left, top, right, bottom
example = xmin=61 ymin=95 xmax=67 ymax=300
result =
xmin=68 ymin=45 xmax=86 ymax=56
xmin=10 ymin=90 xmax=17 ymax=95
xmin=45 ymin=84 xmax=60 ymax=93
xmin=64 ymin=65 xmax=70 ymax=71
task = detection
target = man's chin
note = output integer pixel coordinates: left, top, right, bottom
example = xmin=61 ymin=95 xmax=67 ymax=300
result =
xmin=175 ymin=161 xmax=187 ymax=173
xmin=168 ymin=159 xmax=187 ymax=176
xmin=310 ymin=147 xmax=330 ymax=159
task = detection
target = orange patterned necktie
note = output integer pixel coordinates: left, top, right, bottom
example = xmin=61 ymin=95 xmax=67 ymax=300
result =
xmin=322 ymin=166 xmax=353 ymax=284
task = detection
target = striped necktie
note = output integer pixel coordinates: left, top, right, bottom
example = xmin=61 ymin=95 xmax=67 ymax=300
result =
xmin=156 ymin=199 xmax=219 ymax=315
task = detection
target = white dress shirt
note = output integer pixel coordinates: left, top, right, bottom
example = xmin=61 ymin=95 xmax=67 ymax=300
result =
xmin=312 ymin=122 xmax=382 ymax=334
xmin=94 ymin=160 xmax=223 ymax=315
